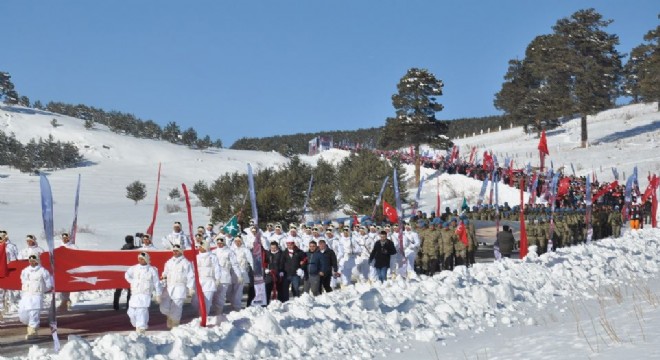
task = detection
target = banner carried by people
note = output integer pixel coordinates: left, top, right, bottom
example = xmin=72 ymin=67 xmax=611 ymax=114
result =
xmin=371 ymin=176 xmax=390 ymax=219
xmin=247 ymin=164 xmax=266 ymax=306
xmin=538 ymin=130 xmax=549 ymax=172
xmin=146 ymin=163 xmax=162 ymax=238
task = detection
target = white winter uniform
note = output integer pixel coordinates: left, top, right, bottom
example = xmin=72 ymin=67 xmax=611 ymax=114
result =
xmin=18 ymin=264 xmax=52 ymax=328
xmin=337 ymin=234 xmax=360 ymax=286
xmin=160 ymin=255 xmax=195 ymax=323
xmin=403 ymin=230 xmax=421 ymax=274
xmin=269 ymin=232 xmax=288 ymax=250
xmin=161 ymin=231 xmax=192 ymax=250
xmin=0 ymin=240 xmax=19 ymax=313
xmin=195 ymin=252 xmax=222 ymax=315
xmin=288 ymin=234 xmax=306 ymax=252
xmin=212 ymin=246 xmax=242 ymax=316
xmin=125 ymin=264 xmax=161 ymax=330
xmin=18 ymin=245 xmax=45 ymax=260
xmin=354 ymin=233 xmax=374 ymax=281
xmin=231 ymin=245 xmax=253 ymax=311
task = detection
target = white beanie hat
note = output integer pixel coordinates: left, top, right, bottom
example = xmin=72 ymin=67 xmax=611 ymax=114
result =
xmin=138 ymin=252 xmax=150 ymax=264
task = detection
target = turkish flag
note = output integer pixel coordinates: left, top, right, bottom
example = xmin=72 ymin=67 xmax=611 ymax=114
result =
xmin=557 ymin=177 xmax=571 ymax=198
xmin=0 ymin=242 xmax=8 ymax=278
xmin=538 ymin=130 xmax=549 ymax=156
xmin=455 ymin=221 xmax=469 ymax=246
xmin=383 ymin=200 xmax=398 ymax=223
xmin=0 ymin=247 xmax=200 ymax=291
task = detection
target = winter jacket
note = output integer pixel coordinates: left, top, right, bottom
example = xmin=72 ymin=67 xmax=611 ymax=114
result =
xmin=369 ymin=239 xmax=397 ymax=269
xmin=305 ymin=250 xmax=329 ymax=276
xmin=495 ymin=230 xmax=516 ymax=255
xmin=283 ymin=247 xmax=307 ymax=276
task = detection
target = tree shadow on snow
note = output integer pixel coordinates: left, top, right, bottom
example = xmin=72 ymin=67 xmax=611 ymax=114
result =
xmin=593 ymin=121 xmax=660 ymax=145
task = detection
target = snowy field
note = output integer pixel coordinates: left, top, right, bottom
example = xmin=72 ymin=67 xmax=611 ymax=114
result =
xmin=1 ymin=102 xmax=659 ymax=358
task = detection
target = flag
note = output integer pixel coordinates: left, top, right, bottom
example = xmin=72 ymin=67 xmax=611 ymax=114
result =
xmin=301 ymin=174 xmax=314 ymax=222
xmin=592 ymin=180 xmax=618 ymax=203
xmin=468 ymin=147 xmax=477 ymax=164
xmin=70 ymin=174 xmax=81 ymax=245
xmin=146 ymin=163 xmax=162 ymax=238
xmin=436 ymin=177 xmax=441 ymax=216
xmin=371 ymin=176 xmax=390 ymax=219
xmin=222 ymin=216 xmax=240 ymax=237
xmin=585 ymin=175 xmax=593 ymax=242
xmin=182 ymin=184 xmax=206 ymax=327
xmin=612 ymin=167 xmax=619 ymax=181
xmin=0 ymin=242 xmax=8 ymax=278
xmin=538 ymin=130 xmax=549 ymax=172
xmin=482 ymin=151 xmax=493 ymax=171
xmin=530 ymin=173 xmax=539 ymax=205
xmin=461 ymin=197 xmax=469 ymax=211
xmin=571 ymin=163 xmax=576 ymax=177
xmin=413 ymin=175 xmax=426 ymax=214
xmin=455 ymin=221 xmax=469 ymax=246
xmin=39 ymin=174 xmax=60 ymax=352
xmin=392 ymin=168 xmax=405 ymax=268
xmin=352 ymin=214 xmax=360 ymax=226
xmin=383 ymin=201 xmax=398 ymax=223
xmin=518 ymin=178 xmax=528 ymax=259
xmin=247 ymin=164 xmax=258 ymax=224
xmin=557 ymin=177 xmax=571 ymax=198
xmin=477 ymin=176 xmax=489 ymax=206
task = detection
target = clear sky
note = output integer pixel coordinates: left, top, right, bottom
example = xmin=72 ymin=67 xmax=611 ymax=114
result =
xmin=1 ymin=1 xmax=657 ymax=147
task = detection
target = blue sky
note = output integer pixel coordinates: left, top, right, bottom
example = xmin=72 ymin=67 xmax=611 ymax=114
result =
xmin=1 ymin=1 xmax=657 ymax=146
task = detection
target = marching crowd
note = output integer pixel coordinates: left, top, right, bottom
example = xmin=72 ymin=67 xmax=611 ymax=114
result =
xmin=1 ymin=164 xmax=655 ymax=338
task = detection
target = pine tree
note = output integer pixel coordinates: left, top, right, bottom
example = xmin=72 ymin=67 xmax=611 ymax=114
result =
xmin=628 ymin=14 xmax=660 ymax=110
xmin=0 ymin=72 xmax=19 ymax=105
xmin=162 ymin=121 xmax=181 ymax=143
xmin=552 ymin=9 xmax=623 ymax=147
xmin=126 ymin=181 xmax=147 ymax=204
xmin=169 ymin=187 xmax=181 ymax=200
xmin=309 ymin=158 xmax=338 ymax=216
xmin=84 ymin=118 xmax=94 ymax=130
xmin=379 ymin=68 xmax=451 ymax=185
xmin=181 ymin=127 xmax=198 ymax=147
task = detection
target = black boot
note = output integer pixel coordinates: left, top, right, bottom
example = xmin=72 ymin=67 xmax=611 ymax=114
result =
xmin=113 ymin=289 xmax=122 ymax=310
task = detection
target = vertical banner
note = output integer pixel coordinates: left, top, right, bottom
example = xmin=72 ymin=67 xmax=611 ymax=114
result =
xmin=546 ymin=172 xmax=560 ymax=247
xmin=301 ymin=174 xmax=314 ymax=224
xmin=412 ymin=175 xmax=426 ymax=215
xmin=181 ymin=183 xmax=206 ymax=327
xmin=529 ymin=173 xmax=539 ymax=205
xmin=39 ymin=175 xmax=60 ymax=351
xmin=519 ymin=178 xmax=528 ymax=259
xmin=70 ymin=174 xmax=81 ymax=245
xmin=393 ymin=168 xmax=406 ymax=275
xmin=494 ymin=171 xmax=500 ymax=233
xmin=371 ymin=176 xmax=389 ymax=219
xmin=146 ymin=163 xmax=162 ymax=238
xmin=585 ymin=175 xmax=593 ymax=242
xmin=477 ymin=175 xmax=489 ymax=206
xmin=570 ymin=163 xmax=576 ymax=177
xmin=436 ymin=177 xmax=441 ymax=216
xmin=247 ymin=164 xmax=266 ymax=306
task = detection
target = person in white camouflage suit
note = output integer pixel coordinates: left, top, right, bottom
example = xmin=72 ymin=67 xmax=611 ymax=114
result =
xmin=125 ymin=252 xmax=162 ymax=334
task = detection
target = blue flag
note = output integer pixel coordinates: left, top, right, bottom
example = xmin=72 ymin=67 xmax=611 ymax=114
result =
xmin=477 ymin=176 xmax=489 ymax=206
xmin=39 ymin=174 xmax=60 ymax=352
xmin=247 ymin=164 xmax=258 ymax=225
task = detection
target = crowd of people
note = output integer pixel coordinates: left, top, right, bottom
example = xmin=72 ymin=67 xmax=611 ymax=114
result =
xmin=1 ymin=159 xmax=656 ymax=337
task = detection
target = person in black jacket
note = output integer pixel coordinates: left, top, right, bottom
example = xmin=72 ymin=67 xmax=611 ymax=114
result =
xmin=113 ymin=235 xmax=137 ymax=310
xmin=264 ymin=241 xmax=285 ymax=304
xmin=281 ymin=240 xmax=307 ymax=301
xmin=369 ymin=231 xmax=397 ymax=282
xmin=318 ymin=239 xmax=338 ymax=293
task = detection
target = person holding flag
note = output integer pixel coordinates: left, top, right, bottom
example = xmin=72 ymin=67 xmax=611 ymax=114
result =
xmin=160 ymin=244 xmax=195 ymax=329
xmin=18 ymin=254 xmax=53 ymax=339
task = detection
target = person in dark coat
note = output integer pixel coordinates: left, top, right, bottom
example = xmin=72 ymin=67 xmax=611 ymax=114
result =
xmin=264 ymin=241 xmax=285 ymax=304
xmin=114 ymin=235 xmax=137 ymax=310
xmin=369 ymin=231 xmax=397 ymax=282
xmin=281 ymin=240 xmax=307 ymax=301
xmin=318 ymin=239 xmax=338 ymax=293
xmin=495 ymin=225 xmax=516 ymax=258
xmin=303 ymin=241 xmax=328 ymax=296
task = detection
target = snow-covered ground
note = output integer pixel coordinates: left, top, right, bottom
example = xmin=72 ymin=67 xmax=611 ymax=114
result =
xmin=1 ymin=102 xmax=659 ymax=359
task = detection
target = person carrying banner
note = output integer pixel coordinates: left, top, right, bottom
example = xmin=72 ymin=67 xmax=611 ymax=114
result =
xmin=114 ymin=235 xmax=137 ymax=311
xmin=211 ymin=237 xmax=242 ymax=318
xmin=125 ymin=252 xmax=162 ymax=334
xmin=194 ymin=240 xmax=221 ymax=317
xmin=0 ymin=231 xmax=18 ymax=319
xmin=57 ymin=233 xmax=78 ymax=311
xmin=19 ymin=254 xmax=53 ymax=340
xmin=18 ymin=235 xmax=45 ymax=260
xmin=160 ymin=244 xmax=195 ymax=328
xmin=230 ymin=237 xmax=252 ymax=310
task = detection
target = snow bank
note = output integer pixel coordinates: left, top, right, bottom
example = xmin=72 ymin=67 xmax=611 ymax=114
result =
xmin=8 ymin=228 xmax=660 ymax=360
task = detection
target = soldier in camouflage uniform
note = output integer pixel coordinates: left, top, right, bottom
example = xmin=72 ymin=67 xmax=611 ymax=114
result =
xmin=440 ymin=222 xmax=455 ymax=271
xmin=609 ymin=205 xmax=623 ymax=237
xmin=451 ymin=219 xmax=467 ymax=267
xmin=419 ymin=221 xmax=440 ymax=275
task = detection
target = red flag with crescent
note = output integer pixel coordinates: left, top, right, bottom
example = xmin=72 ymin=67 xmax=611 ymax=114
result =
xmin=383 ymin=200 xmax=398 ymax=223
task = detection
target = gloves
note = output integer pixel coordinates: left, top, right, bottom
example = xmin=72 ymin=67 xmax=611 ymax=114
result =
xmin=264 ymin=269 xmax=270 ymax=274
xmin=296 ymin=268 xmax=304 ymax=277
xmin=278 ymin=272 xmax=284 ymax=278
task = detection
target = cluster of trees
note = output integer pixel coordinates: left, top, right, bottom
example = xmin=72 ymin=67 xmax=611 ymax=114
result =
xmin=43 ymin=102 xmax=223 ymax=149
xmin=0 ymin=131 xmax=83 ymax=172
xmin=495 ymin=9 xmax=659 ymax=145
xmin=190 ymin=152 xmax=407 ymax=227
xmin=0 ymin=72 xmax=29 ymax=106
xmin=230 ymin=128 xmax=381 ymax=156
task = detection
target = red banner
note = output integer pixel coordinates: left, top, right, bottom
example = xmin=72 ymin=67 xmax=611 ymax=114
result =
xmin=0 ymin=247 xmax=200 ymax=291
xmin=557 ymin=177 xmax=571 ymax=198
xmin=519 ymin=178 xmax=528 ymax=259
xmin=0 ymin=242 xmax=8 ymax=278
xmin=592 ymin=181 xmax=619 ymax=203
xmin=455 ymin=221 xmax=468 ymax=246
